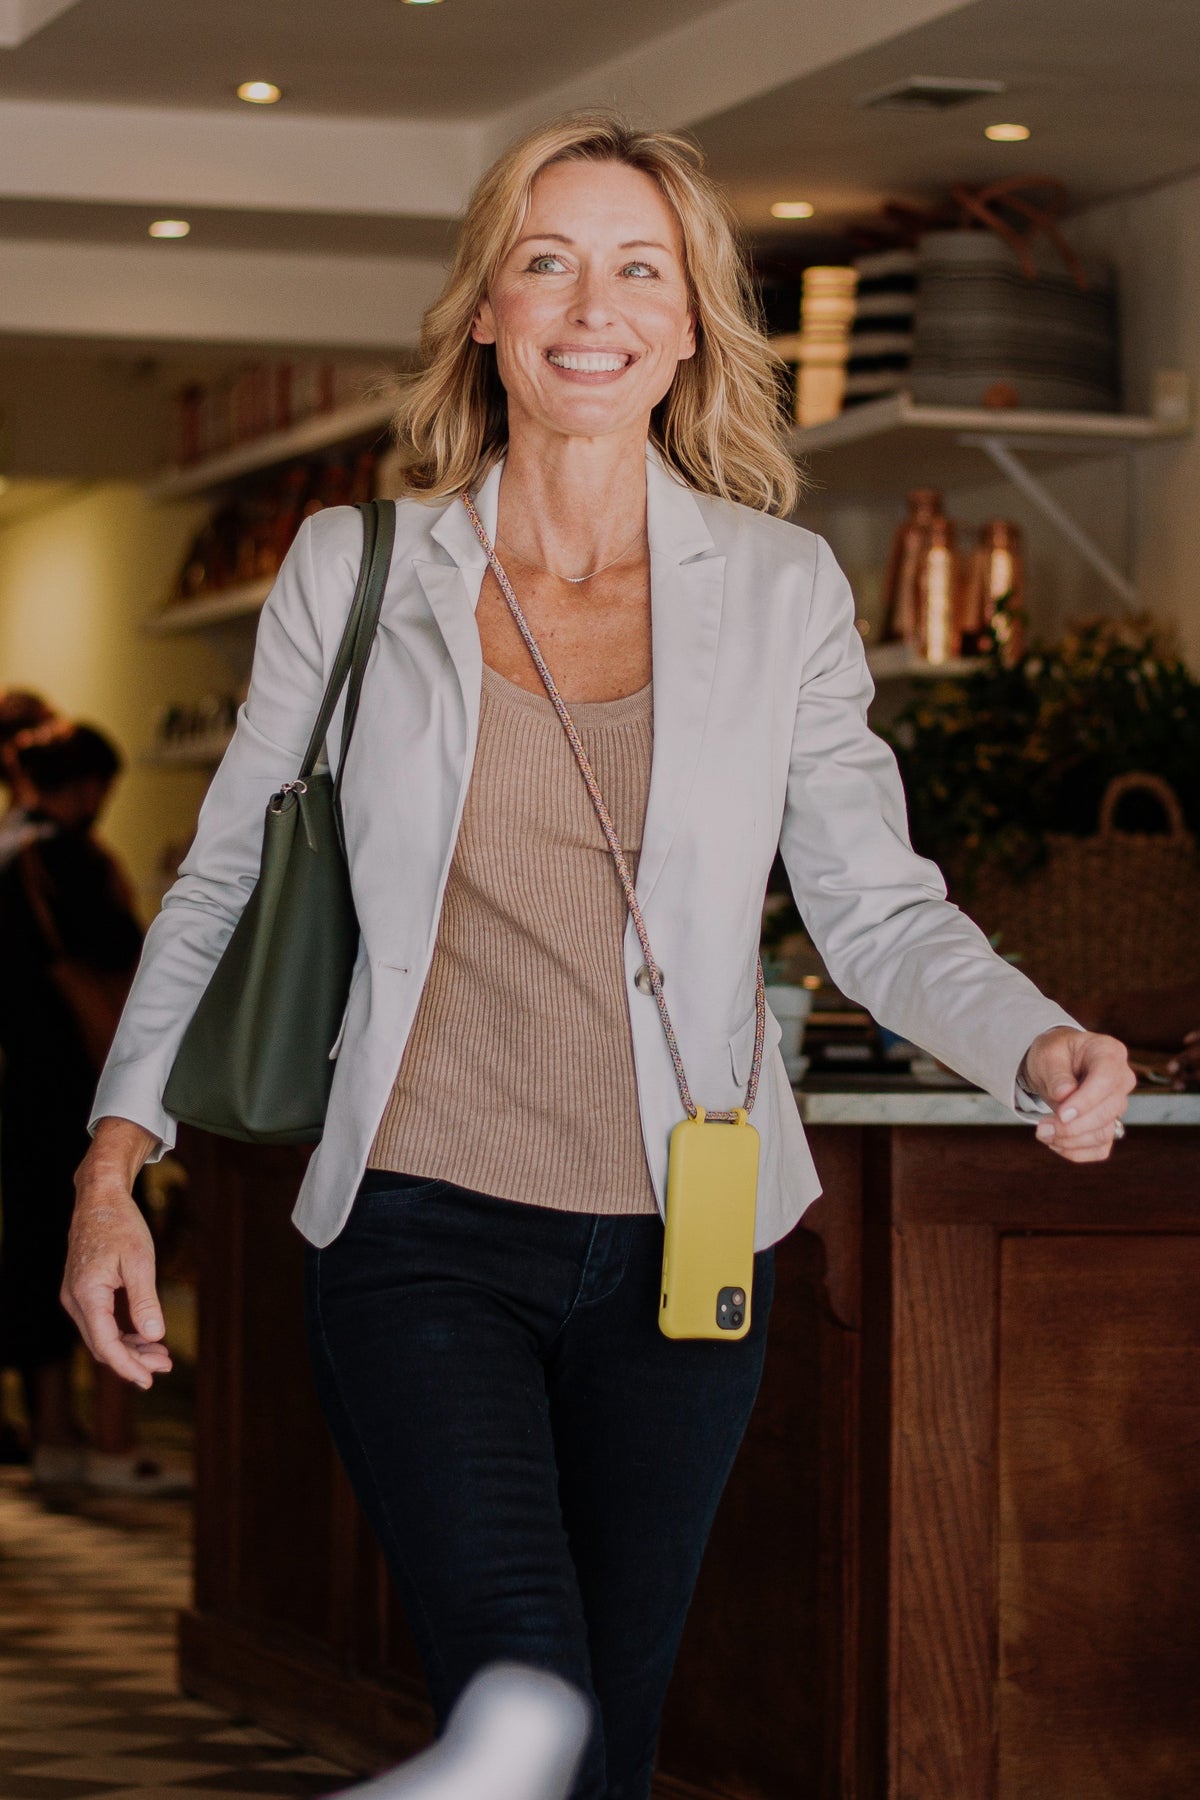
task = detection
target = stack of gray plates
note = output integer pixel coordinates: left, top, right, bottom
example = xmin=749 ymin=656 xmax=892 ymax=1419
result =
xmin=845 ymin=248 xmax=917 ymax=405
xmin=910 ymin=231 xmax=1119 ymax=412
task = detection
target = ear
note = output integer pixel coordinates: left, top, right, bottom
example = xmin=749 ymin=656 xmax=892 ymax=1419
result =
xmin=471 ymin=295 xmax=497 ymax=346
xmin=677 ymin=310 xmax=697 ymax=361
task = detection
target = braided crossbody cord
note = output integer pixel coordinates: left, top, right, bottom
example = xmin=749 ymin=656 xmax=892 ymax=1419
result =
xmin=462 ymin=491 xmax=766 ymax=1123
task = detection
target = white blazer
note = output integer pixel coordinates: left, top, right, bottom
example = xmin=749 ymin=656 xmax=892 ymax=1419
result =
xmin=93 ymin=448 xmax=1075 ymax=1248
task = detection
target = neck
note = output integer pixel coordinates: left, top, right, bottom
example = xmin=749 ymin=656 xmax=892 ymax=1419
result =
xmin=496 ymin=419 xmax=650 ymax=574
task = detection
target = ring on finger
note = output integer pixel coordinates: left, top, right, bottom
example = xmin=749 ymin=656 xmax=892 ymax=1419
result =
xmin=1113 ymin=1119 xmax=1126 ymax=1141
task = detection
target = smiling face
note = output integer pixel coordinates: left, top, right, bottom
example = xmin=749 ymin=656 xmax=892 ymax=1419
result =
xmin=471 ymin=157 xmax=697 ymax=447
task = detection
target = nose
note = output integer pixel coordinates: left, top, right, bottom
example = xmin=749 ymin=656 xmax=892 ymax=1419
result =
xmin=569 ymin=267 xmax=615 ymax=332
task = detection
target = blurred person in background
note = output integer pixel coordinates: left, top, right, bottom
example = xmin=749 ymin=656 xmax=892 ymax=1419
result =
xmin=0 ymin=687 xmax=57 ymax=869
xmin=0 ymin=721 xmax=182 ymax=1490
xmin=0 ymin=687 xmax=58 ymax=1463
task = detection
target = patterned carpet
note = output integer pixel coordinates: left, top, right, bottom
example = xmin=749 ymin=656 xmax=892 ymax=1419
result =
xmin=0 ymin=1470 xmax=354 ymax=1800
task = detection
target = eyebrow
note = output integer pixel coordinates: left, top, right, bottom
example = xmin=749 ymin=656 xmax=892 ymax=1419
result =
xmin=512 ymin=233 xmax=674 ymax=253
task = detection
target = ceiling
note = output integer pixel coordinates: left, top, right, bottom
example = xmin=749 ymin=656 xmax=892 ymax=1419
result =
xmin=0 ymin=0 xmax=719 ymax=117
xmin=707 ymin=0 xmax=1200 ymax=235
xmin=0 ymin=0 xmax=1193 ymax=261
xmin=0 ymin=0 xmax=1196 ymax=481
xmin=0 ymin=196 xmax=460 ymax=258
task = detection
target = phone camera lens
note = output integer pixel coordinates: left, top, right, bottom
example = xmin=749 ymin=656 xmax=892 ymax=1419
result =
xmin=716 ymin=1285 xmax=748 ymax=1330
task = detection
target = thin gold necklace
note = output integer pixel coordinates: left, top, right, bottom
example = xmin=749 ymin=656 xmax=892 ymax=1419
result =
xmin=496 ymin=522 xmax=646 ymax=585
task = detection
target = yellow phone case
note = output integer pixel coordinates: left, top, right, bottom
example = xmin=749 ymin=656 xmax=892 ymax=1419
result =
xmin=659 ymin=1107 xmax=759 ymax=1341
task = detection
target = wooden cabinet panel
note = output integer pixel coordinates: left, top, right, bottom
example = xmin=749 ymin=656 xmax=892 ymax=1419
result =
xmin=884 ymin=1129 xmax=1200 ymax=1800
xmin=190 ymin=1134 xmax=338 ymax=1643
xmin=997 ymin=1234 xmax=1200 ymax=1799
xmin=658 ymin=1223 xmax=832 ymax=1800
xmin=890 ymin=1222 xmax=997 ymax=1800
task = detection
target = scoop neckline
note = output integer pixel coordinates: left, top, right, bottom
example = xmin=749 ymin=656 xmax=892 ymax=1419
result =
xmin=481 ymin=662 xmax=653 ymax=724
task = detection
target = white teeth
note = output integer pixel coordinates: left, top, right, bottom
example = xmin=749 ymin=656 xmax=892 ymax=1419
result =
xmin=547 ymin=351 xmax=629 ymax=372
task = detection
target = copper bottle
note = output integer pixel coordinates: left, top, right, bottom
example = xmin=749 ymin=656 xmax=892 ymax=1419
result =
xmin=882 ymin=489 xmax=945 ymax=646
xmin=960 ymin=519 xmax=1025 ymax=664
xmin=917 ymin=516 xmax=960 ymax=665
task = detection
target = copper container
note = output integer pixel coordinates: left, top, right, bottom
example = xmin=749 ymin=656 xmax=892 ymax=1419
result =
xmin=882 ymin=489 xmax=945 ymax=646
xmin=917 ymin=516 xmax=960 ymax=665
xmin=961 ymin=519 xmax=1025 ymax=663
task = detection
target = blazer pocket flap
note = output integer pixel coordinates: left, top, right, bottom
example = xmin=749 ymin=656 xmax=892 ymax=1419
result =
xmin=729 ymin=1004 xmax=783 ymax=1087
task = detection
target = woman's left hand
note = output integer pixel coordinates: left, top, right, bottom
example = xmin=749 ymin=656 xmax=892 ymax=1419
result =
xmin=1022 ymin=1026 xmax=1136 ymax=1162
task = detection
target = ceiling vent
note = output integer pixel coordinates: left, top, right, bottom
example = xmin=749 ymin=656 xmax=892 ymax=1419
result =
xmin=858 ymin=76 xmax=1008 ymax=111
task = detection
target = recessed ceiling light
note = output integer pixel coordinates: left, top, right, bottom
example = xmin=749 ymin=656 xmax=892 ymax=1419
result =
xmin=237 ymin=80 xmax=283 ymax=104
xmin=985 ymin=122 xmax=1031 ymax=141
xmin=149 ymin=219 xmax=190 ymax=239
xmin=401 ymin=1 xmax=446 ymax=6
xmin=771 ymin=201 xmax=815 ymax=219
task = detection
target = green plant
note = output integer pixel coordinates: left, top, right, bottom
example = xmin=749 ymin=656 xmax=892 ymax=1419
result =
xmin=885 ymin=615 xmax=1200 ymax=890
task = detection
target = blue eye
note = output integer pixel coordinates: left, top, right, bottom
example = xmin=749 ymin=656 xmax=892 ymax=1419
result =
xmin=622 ymin=261 xmax=658 ymax=279
xmin=528 ymin=254 xmax=567 ymax=273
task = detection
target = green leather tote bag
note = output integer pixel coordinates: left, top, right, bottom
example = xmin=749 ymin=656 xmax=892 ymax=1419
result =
xmin=163 ymin=498 xmax=396 ymax=1144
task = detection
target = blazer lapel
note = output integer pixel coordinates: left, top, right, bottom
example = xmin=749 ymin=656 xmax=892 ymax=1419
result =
xmin=405 ymin=448 xmax=725 ymax=911
xmin=410 ymin=560 xmax=483 ymax=715
xmin=409 ymin=459 xmax=503 ymax=705
xmin=636 ymin=452 xmax=725 ymax=908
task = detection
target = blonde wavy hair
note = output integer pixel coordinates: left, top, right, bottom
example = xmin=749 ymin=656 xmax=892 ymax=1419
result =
xmin=392 ymin=109 xmax=800 ymax=516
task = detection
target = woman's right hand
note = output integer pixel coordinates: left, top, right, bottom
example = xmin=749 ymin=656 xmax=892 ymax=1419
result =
xmin=63 ymin=1117 xmax=173 ymax=1390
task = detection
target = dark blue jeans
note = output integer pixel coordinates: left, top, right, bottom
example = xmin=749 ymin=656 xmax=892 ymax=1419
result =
xmin=304 ymin=1170 xmax=774 ymax=1800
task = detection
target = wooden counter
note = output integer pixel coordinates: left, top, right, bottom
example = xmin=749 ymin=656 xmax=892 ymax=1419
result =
xmin=177 ymin=1093 xmax=1200 ymax=1798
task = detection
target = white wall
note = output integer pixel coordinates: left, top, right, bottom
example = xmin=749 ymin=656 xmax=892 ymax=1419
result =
xmin=0 ymin=482 xmax=228 ymax=916
xmin=1069 ymin=168 xmax=1200 ymax=666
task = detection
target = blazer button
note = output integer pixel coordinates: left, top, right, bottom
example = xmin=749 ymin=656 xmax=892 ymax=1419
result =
xmin=634 ymin=964 xmax=663 ymax=995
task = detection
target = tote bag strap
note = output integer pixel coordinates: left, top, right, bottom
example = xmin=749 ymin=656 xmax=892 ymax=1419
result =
xmin=296 ymin=498 xmax=397 ymax=788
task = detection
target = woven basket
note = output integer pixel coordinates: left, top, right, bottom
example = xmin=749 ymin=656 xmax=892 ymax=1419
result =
xmin=956 ymin=773 xmax=1198 ymax=1008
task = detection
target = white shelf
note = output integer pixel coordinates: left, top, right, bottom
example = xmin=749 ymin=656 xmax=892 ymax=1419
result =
xmin=145 ymin=578 xmax=273 ymax=634
xmin=142 ymin=732 xmax=234 ymax=769
xmin=146 ymin=396 xmax=394 ymax=501
xmin=864 ymin=642 xmax=984 ymax=682
xmin=791 ymin=390 xmax=1191 ymax=607
xmin=788 ymin=391 xmax=1188 ymax=496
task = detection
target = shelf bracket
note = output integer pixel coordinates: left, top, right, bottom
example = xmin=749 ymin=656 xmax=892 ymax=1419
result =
xmin=961 ymin=433 xmax=1137 ymax=609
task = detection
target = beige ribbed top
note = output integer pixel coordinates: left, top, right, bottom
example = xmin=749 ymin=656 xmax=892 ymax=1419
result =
xmin=368 ymin=663 xmax=658 ymax=1215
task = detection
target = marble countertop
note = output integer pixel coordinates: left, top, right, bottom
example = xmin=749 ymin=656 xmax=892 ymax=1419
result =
xmin=794 ymin=1080 xmax=1200 ymax=1128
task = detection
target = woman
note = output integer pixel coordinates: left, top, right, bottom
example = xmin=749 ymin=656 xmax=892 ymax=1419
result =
xmin=65 ymin=113 xmax=1134 ymax=1797
xmin=0 ymin=722 xmax=144 ymax=1483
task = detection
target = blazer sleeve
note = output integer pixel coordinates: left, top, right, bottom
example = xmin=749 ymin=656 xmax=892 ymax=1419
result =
xmin=90 ymin=510 xmax=357 ymax=1155
xmin=777 ymin=536 xmax=1078 ymax=1111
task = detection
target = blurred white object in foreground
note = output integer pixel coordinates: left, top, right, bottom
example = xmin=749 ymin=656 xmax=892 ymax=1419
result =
xmin=332 ymin=1664 xmax=592 ymax=1800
